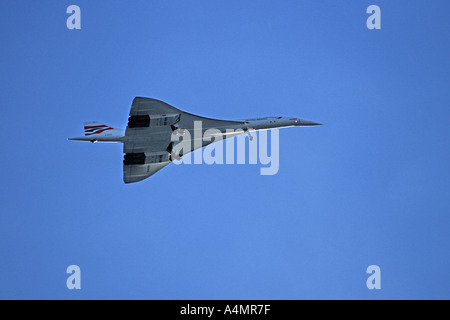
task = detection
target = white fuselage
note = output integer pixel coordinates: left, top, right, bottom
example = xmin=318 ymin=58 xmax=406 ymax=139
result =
xmin=69 ymin=117 xmax=318 ymax=143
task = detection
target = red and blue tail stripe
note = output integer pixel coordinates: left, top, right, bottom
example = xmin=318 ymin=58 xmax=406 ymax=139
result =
xmin=84 ymin=125 xmax=114 ymax=136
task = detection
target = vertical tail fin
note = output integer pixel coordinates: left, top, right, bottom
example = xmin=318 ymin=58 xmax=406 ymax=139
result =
xmin=83 ymin=121 xmax=115 ymax=136
xmin=69 ymin=121 xmax=124 ymax=142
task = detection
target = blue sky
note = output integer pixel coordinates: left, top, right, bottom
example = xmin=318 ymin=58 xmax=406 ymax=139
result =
xmin=0 ymin=0 xmax=449 ymax=299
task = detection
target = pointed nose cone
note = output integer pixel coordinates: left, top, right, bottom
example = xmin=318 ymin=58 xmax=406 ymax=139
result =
xmin=299 ymin=119 xmax=323 ymax=126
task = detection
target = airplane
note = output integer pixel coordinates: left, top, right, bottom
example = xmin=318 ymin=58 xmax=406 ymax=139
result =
xmin=69 ymin=97 xmax=321 ymax=183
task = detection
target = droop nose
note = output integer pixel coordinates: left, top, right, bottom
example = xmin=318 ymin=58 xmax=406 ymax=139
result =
xmin=297 ymin=119 xmax=322 ymax=126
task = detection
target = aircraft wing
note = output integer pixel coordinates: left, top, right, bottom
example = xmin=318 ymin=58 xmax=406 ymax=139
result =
xmin=123 ymin=97 xmax=244 ymax=183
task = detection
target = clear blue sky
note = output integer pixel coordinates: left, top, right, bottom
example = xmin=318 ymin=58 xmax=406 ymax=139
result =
xmin=1 ymin=0 xmax=449 ymax=299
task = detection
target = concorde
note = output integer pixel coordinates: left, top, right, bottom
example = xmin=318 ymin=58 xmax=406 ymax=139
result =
xmin=68 ymin=97 xmax=321 ymax=183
